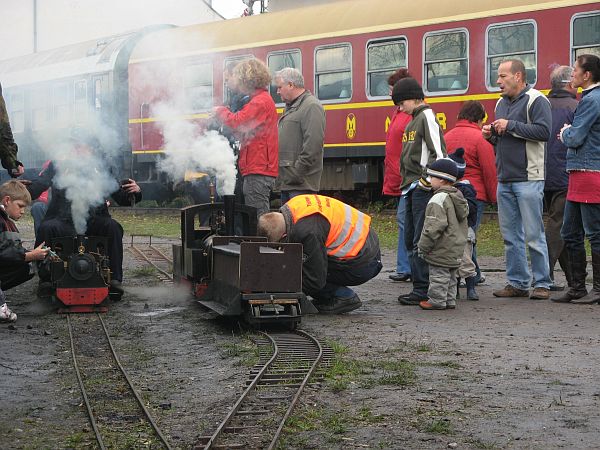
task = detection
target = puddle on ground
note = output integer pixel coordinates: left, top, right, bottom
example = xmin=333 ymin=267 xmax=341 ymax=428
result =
xmin=133 ymin=307 xmax=186 ymax=317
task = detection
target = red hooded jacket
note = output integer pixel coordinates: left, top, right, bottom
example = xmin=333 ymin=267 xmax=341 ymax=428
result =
xmin=383 ymin=108 xmax=411 ymax=196
xmin=445 ymin=120 xmax=498 ymax=203
xmin=214 ymin=88 xmax=278 ymax=178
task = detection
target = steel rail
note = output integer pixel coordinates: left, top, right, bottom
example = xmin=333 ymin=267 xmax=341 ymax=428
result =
xmin=267 ymin=330 xmax=324 ymax=450
xmin=203 ymin=332 xmax=279 ymax=450
xmin=129 ymin=244 xmax=174 ymax=280
xmin=67 ymin=314 xmax=106 ymax=450
xmin=67 ymin=314 xmax=173 ymax=450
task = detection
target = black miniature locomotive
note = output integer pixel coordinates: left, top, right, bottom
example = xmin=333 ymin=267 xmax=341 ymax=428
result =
xmin=172 ymin=195 xmax=316 ymax=329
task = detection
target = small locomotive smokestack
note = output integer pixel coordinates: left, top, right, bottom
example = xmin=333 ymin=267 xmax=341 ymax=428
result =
xmin=224 ymin=194 xmax=235 ymax=236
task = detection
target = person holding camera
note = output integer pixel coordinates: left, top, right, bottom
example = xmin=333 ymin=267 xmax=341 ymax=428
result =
xmin=482 ymin=59 xmax=552 ymax=300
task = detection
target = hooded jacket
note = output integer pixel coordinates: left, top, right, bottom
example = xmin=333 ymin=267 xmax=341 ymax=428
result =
xmin=400 ymin=104 xmax=446 ymax=191
xmin=418 ymin=185 xmax=468 ymax=268
xmin=214 ymin=88 xmax=279 ymax=178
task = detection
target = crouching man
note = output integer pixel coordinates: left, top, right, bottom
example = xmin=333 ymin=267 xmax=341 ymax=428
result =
xmin=258 ymin=194 xmax=382 ymax=314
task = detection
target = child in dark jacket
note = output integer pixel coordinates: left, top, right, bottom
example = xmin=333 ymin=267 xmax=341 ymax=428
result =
xmin=418 ymin=159 xmax=469 ymax=310
xmin=0 ymin=180 xmax=48 ymax=322
xmin=449 ymin=148 xmax=479 ymax=300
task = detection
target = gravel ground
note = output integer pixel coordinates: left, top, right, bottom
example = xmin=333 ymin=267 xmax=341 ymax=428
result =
xmin=1 ymin=222 xmax=599 ymax=449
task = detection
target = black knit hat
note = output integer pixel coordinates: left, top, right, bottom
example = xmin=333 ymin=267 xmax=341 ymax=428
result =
xmin=392 ymin=77 xmax=425 ymax=104
xmin=427 ymin=158 xmax=458 ymax=183
xmin=448 ymin=148 xmax=466 ymax=179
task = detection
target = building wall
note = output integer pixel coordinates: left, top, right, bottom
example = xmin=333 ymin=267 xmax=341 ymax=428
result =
xmin=0 ymin=0 xmax=223 ymax=61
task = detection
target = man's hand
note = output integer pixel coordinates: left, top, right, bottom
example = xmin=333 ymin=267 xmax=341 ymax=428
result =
xmin=492 ymin=119 xmax=509 ymax=135
xmin=121 ymin=178 xmax=141 ymax=194
xmin=482 ymin=124 xmax=492 ymax=139
xmin=25 ymin=242 xmax=49 ymax=262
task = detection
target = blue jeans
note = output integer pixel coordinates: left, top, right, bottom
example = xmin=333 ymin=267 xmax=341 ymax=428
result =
xmin=561 ymin=200 xmax=600 ymax=254
xmin=404 ymin=187 xmax=433 ymax=297
xmin=497 ymin=181 xmax=551 ymax=290
xmin=395 ymin=195 xmax=411 ymax=275
xmin=281 ymin=190 xmax=316 ymax=204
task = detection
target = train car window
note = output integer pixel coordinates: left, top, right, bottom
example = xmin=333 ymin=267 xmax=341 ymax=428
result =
xmin=7 ymin=91 xmax=24 ymax=133
xmin=31 ymin=88 xmax=49 ymax=131
xmin=571 ymin=13 xmax=600 ymax=62
xmin=267 ymin=50 xmax=301 ymax=104
xmin=315 ymin=44 xmax=352 ymax=102
xmin=184 ymin=62 xmax=213 ymax=112
xmin=223 ymin=55 xmax=254 ymax=106
xmin=423 ymin=29 xmax=468 ymax=94
xmin=53 ymin=83 xmax=70 ymax=129
xmin=366 ymin=38 xmax=407 ymax=98
xmin=73 ymin=80 xmax=87 ymax=125
xmin=486 ymin=21 xmax=537 ymax=89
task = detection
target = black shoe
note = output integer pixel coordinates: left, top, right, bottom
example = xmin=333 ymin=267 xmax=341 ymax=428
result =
xmin=389 ymin=273 xmax=411 ymax=282
xmin=109 ymin=280 xmax=124 ymax=295
xmin=398 ymin=292 xmax=426 ymax=305
xmin=315 ymin=294 xmax=362 ymax=314
xmin=549 ymin=284 xmax=565 ymax=292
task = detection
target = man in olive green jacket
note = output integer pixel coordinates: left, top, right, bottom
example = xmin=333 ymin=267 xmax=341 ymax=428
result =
xmin=274 ymin=68 xmax=325 ymax=203
xmin=0 ymin=82 xmax=24 ymax=178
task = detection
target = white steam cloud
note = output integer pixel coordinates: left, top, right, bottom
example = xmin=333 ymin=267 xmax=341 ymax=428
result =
xmin=154 ymin=103 xmax=237 ymax=196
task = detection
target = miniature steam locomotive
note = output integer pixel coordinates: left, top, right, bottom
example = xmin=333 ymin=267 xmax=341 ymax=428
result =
xmin=172 ymin=195 xmax=316 ymax=329
xmin=47 ymin=235 xmax=113 ymax=313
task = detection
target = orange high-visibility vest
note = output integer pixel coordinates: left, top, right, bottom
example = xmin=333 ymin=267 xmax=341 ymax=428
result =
xmin=286 ymin=194 xmax=371 ymax=259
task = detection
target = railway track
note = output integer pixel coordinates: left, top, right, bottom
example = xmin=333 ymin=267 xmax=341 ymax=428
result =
xmin=128 ymin=236 xmax=174 ymax=282
xmin=196 ymin=330 xmax=333 ymax=450
xmin=67 ymin=313 xmax=172 ymax=449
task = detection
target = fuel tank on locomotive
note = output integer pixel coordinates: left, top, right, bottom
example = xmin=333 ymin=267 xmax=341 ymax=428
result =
xmin=172 ymin=195 xmax=317 ymax=329
xmin=45 ymin=235 xmax=114 ymax=313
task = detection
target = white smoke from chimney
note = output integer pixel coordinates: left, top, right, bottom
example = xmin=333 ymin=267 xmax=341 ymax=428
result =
xmin=154 ymin=103 xmax=237 ymax=196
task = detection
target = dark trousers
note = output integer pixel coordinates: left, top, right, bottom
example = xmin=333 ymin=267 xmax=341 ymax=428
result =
xmin=544 ymin=190 xmax=570 ymax=283
xmin=561 ymin=200 xmax=600 ymax=254
xmin=0 ymin=263 xmax=33 ymax=291
xmin=404 ymin=187 xmax=433 ymax=297
xmin=36 ymin=216 xmax=125 ymax=282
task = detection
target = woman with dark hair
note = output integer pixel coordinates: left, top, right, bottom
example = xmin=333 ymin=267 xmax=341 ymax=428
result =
xmin=553 ymin=54 xmax=600 ymax=304
xmin=444 ymin=100 xmax=498 ymax=283
xmin=383 ymin=68 xmax=412 ymax=282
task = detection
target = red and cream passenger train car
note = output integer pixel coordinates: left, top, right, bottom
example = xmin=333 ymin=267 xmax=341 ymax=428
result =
xmin=127 ymin=0 xmax=599 ymax=197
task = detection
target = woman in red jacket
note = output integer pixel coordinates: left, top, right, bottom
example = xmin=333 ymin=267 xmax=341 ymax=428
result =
xmin=214 ymin=59 xmax=278 ymax=216
xmin=384 ymin=69 xmax=413 ymax=282
xmin=445 ymin=101 xmax=498 ymax=282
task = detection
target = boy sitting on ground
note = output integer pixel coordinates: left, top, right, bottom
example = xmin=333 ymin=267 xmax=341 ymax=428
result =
xmin=0 ymin=180 xmax=48 ymax=322
xmin=417 ymin=159 xmax=469 ymax=310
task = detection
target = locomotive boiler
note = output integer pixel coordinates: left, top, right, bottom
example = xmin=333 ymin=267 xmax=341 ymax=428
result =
xmin=47 ymin=235 xmax=114 ymax=313
xmin=172 ymin=195 xmax=317 ymax=329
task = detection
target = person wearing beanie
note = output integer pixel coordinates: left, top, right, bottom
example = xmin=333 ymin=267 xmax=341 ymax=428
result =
xmin=417 ymin=159 xmax=469 ymax=310
xmin=449 ymin=148 xmax=480 ymax=301
xmin=384 ymin=69 xmax=413 ymax=283
xmin=395 ymin=77 xmax=447 ymax=306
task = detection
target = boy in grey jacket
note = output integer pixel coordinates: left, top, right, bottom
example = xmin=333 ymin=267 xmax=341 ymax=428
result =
xmin=417 ymin=159 xmax=469 ymax=310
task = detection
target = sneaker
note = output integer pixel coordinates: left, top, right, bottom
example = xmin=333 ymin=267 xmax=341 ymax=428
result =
xmin=477 ymin=273 xmax=486 ymax=284
xmin=419 ymin=300 xmax=447 ymax=310
xmin=398 ymin=292 xmax=427 ymax=305
xmin=493 ymin=285 xmax=529 ymax=298
xmin=314 ymin=294 xmax=362 ymax=314
xmin=446 ymin=302 xmax=457 ymax=310
xmin=389 ymin=273 xmax=411 ymax=282
xmin=530 ymin=287 xmax=550 ymax=300
xmin=0 ymin=303 xmax=17 ymax=323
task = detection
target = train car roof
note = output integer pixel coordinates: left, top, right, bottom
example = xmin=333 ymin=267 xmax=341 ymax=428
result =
xmin=130 ymin=0 xmax=597 ymax=63
xmin=0 ymin=25 xmax=172 ymax=88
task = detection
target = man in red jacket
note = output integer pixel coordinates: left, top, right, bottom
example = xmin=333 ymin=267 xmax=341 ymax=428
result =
xmin=214 ymin=59 xmax=278 ymax=217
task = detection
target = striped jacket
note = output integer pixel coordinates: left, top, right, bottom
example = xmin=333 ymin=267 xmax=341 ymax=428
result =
xmin=399 ymin=104 xmax=446 ymax=191
xmin=491 ymin=86 xmax=552 ymax=182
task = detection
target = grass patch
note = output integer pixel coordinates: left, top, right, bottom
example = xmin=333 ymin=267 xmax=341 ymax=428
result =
xmin=424 ymin=419 xmax=453 ymax=434
xmin=110 ymin=209 xmax=181 ymax=238
xmin=219 ymin=338 xmax=259 ymax=367
xmin=127 ymin=266 xmax=158 ymax=277
xmin=325 ymin=355 xmax=416 ymax=391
